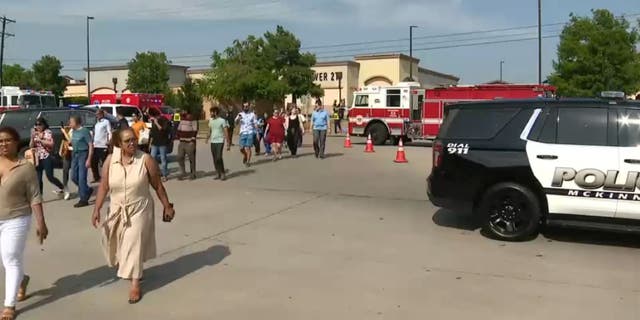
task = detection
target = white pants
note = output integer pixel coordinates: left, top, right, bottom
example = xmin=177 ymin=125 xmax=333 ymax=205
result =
xmin=0 ymin=215 xmax=31 ymax=307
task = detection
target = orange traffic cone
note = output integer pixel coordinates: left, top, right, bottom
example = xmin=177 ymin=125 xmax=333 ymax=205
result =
xmin=344 ymin=132 xmax=353 ymax=148
xmin=393 ymin=139 xmax=408 ymax=163
xmin=364 ymin=134 xmax=375 ymax=153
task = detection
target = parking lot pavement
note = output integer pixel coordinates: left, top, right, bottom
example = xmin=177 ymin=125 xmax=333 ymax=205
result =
xmin=17 ymin=136 xmax=640 ymax=319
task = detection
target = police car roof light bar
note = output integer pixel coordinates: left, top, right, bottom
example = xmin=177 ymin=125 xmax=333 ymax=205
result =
xmin=600 ymin=91 xmax=626 ymax=100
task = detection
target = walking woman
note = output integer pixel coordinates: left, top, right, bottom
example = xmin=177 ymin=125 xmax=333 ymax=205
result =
xmin=285 ymin=107 xmax=304 ymax=157
xmin=92 ymin=128 xmax=175 ymax=304
xmin=30 ymin=118 xmax=65 ymax=196
xmin=265 ymin=109 xmax=286 ymax=160
xmin=206 ymin=107 xmax=230 ymax=181
xmin=0 ymin=126 xmax=49 ymax=320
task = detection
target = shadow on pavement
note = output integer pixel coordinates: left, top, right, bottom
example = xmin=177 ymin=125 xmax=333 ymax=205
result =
xmin=432 ymin=209 xmax=478 ymax=231
xmin=541 ymin=227 xmax=640 ymax=249
xmin=20 ymin=245 xmax=230 ymax=314
xmin=225 ymin=169 xmax=255 ymax=179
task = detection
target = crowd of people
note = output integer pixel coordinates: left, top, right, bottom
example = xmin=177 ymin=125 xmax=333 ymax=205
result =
xmin=0 ymin=99 xmax=332 ymax=318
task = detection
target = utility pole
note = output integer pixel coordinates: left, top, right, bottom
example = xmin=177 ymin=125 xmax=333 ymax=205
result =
xmin=537 ymin=0 xmax=542 ymax=84
xmin=409 ymin=25 xmax=418 ymax=81
xmin=86 ymin=16 xmax=94 ymax=98
xmin=500 ymin=60 xmax=505 ymax=82
xmin=0 ymin=16 xmax=16 ymax=87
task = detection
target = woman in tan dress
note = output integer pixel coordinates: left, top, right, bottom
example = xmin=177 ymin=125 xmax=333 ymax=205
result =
xmin=91 ymin=128 xmax=174 ymax=304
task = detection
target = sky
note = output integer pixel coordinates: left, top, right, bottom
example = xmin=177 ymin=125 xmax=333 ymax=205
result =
xmin=0 ymin=0 xmax=637 ymax=84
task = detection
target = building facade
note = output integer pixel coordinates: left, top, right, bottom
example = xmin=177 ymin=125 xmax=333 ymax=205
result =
xmin=74 ymin=53 xmax=459 ymax=117
xmin=84 ymin=64 xmax=189 ymax=95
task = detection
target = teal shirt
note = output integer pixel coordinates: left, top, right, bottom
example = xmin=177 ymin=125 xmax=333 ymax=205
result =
xmin=71 ymin=127 xmax=92 ymax=152
xmin=312 ymin=110 xmax=329 ymax=130
xmin=209 ymin=118 xmax=229 ymax=144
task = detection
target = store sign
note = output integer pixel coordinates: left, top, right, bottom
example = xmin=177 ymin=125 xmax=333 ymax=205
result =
xmin=314 ymin=71 xmax=343 ymax=82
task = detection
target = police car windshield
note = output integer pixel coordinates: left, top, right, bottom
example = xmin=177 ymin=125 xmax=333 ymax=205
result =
xmin=41 ymin=95 xmax=57 ymax=107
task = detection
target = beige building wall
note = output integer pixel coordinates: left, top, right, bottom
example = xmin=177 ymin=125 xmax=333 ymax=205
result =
xmin=63 ymin=84 xmax=88 ymax=97
xmin=355 ymin=54 xmax=404 ymax=86
xmin=85 ymin=65 xmax=188 ymax=94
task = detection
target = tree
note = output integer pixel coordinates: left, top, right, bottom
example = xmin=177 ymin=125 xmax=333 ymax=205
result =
xmin=2 ymin=64 xmax=35 ymax=88
xmin=263 ymin=26 xmax=320 ymax=103
xmin=127 ymin=51 xmax=171 ymax=93
xmin=178 ymin=78 xmax=203 ymax=118
xmin=548 ymin=9 xmax=640 ymax=96
xmin=202 ymin=26 xmax=320 ymax=111
xmin=32 ymin=55 xmax=66 ymax=97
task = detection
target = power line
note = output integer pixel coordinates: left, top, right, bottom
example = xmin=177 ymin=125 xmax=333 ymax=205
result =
xmin=13 ymin=11 xmax=640 ymax=66
xmin=0 ymin=15 xmax=16 ymax=87
xmin=316 ymin=34 xmax=560 ymax=60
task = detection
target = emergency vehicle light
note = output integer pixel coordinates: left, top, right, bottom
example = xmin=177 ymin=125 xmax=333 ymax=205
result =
xmin=600 ymin=91 xmax=625 ymax=100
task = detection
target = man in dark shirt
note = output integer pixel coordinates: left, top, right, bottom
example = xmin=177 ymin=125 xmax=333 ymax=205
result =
xmin=149 ymin=109 xmax=171 ymax=181
xmin=115 ymin=111 xmax=129 ymax=130
xmin=225 ymin=107 xmax=235 ymax=146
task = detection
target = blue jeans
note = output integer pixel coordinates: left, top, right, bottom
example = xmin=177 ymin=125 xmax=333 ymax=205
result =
xmin=71 ymin=151 xmax=90 ymax=202
xmin=151 ymin=145 xmax=168 ymax=177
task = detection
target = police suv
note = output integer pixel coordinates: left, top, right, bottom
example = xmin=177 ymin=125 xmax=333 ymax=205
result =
xmin=427 ymin=92 xmax=640 ymax=240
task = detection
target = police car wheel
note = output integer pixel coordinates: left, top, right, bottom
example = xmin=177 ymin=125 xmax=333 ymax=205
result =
xmin=478 ymin=182 xmax=541 ymax=241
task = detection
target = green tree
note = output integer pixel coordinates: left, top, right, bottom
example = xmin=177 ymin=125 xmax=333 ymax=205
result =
xmin=32 ymin=55 xmax=66 ymax=97
xmin=548 ymin=9 xmax=640 ymax=96
xmin=2 ymin=64 xmax=35 ymax=88
xmin=202 ymin=26 xmax=320 ymax=109
xmin=178 ymin=78 xmax=203 ymax=118
xmin=127 ymin=51 xmax=170 ymax=93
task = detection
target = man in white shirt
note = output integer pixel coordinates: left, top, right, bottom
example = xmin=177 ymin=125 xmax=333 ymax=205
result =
xmin=91 ymin=109 xmax=112 ymax=182
xmin=235 ymin=102 xmax=257 ymax=167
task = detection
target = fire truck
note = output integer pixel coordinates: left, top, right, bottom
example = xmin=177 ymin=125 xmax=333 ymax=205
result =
xmin=0 ymin=86 xmax=58 ymax=112
xmin=348 ymin=82 xmax=556 ymax=145
xmin=91 ymin=93 xmax=164 ymax=112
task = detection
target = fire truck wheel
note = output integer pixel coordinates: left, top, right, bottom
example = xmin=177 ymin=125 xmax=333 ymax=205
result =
xmin=367 ymin=123 xmax=388 ymax=145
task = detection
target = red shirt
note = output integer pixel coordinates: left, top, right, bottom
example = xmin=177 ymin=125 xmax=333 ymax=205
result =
xmin=266 ymin=117 xmax=285 ymax=138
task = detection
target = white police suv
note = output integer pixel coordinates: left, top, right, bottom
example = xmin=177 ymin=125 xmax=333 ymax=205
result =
xmin=427 ymin=92 xmax=640 ymax=240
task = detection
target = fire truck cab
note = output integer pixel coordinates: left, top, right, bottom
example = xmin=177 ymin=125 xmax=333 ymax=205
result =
xmin=0 ymin=86 xmax=58 ymax=112
xmin=348 ymin=83 xmax=556 ymax=145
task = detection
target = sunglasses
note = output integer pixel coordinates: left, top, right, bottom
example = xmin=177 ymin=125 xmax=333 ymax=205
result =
xmin=35 ymin=123 xmax=43 ymax=126
xmin=122 ymin=138 xmax=135 ymax=145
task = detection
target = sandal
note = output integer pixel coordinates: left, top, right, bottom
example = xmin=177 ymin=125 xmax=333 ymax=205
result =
xmin=128 ymin=286 xmax=141 ymax=304
xmin=17 ymin=275 xmax=29 ymax=302
xmin=1 ymin=307 xmax=15 ymax=320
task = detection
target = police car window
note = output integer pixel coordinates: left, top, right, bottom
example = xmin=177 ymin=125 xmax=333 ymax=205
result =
xmin=557 ymin=108 xmax=607 ymax=146
xmin=116 ymin=107 xmax=139 ymax=117
xmin=386 ymin=90 xmax=401 ymax=107
xmin=439 ymin=107 xmax=519 ymax=139
xmin=354 ymin=95 xmax=368 ymax=107
xmin=617 ymin=108 xmax=640 ymax=147
xmin=537 ymin=108 xmax=557 ymax=144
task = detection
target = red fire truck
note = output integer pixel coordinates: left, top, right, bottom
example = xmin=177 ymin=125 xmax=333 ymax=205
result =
xmin=348 ymin=82 xmax=556 ymax=145
xmin=91 ymin=93 xmax=164 ymax=112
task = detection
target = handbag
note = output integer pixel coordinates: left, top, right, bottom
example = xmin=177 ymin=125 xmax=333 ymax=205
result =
xmin=24 ymin=149 xmax=39 ymax=167
xmin=138 ymin=128 xmax=150 ymax=145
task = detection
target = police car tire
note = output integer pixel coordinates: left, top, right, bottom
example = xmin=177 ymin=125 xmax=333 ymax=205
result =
xmin=367 ymin=123 xmax=388 ymax=145
xmin=477 ymin=182 xmax=542 ymax=241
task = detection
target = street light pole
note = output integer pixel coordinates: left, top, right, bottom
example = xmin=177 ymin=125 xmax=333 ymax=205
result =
xmin=409 ymin=25 xmax=418 ymax=81
xmin=500 ymin=60 xmax=505 ymax=82
xmin=86 ymin=16 xmax=94 ymax=98
xmin=537 ymin=0 xmax=542 ymax=84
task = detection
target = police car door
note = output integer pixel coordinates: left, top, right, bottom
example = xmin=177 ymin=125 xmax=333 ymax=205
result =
xmin=525 ymin=106 xmax=618 ymax=217
xmin=614 ymin=106 xmax=640 ymax=219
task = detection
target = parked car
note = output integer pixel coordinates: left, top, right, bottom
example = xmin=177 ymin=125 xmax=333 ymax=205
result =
xmin=0 ymin=107 xmax=116 ymax=166
xmin=427 ymin=92 xmax=640 ymax=241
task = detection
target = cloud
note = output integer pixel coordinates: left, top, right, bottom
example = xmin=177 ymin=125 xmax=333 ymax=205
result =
xmin=6 ymin=0 xmax=497 ymax=30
